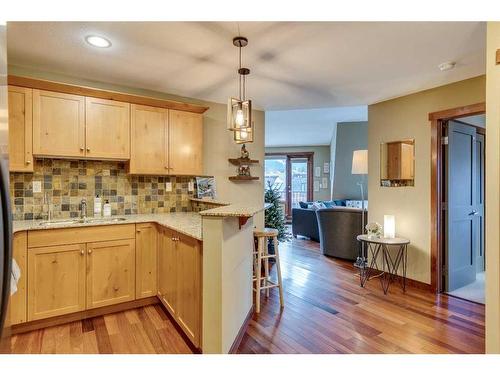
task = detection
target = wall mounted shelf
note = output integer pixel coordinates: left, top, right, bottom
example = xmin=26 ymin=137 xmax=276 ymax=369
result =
xmin=228 ymin=158 xmax=259 ymax=166
xmin=228 ymin=176 xmax=259 ymax=182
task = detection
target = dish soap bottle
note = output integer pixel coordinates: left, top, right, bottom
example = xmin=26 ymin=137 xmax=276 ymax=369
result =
xmin=103 ymin=200 xmax=111 ymax=217
xmin=94 ymin=195 xmax=102 ymax=216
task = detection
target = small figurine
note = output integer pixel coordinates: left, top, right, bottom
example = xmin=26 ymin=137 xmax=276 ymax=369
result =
xmin=240 ymin=144 xmax=250 ymax=159
xmin=238 ymin=165 xmax=251 ymax=176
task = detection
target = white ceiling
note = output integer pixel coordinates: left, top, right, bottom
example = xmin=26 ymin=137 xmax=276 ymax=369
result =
xmin=265 ymin=106 xmax=367 ymax=147
xmin=6 ymin=22 xmax=486 ymax=110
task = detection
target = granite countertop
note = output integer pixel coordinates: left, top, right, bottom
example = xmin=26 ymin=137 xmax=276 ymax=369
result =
xmin=13 ymin=212 xmax=202 ymax=240
xmin=199 ymin=202 xmax=272 ymax=218
xmin=189 ymin=197 xmax=230 ymax=206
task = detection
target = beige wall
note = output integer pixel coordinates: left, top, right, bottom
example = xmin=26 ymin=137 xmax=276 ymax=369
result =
xmin=368 ymin=75 xmax=486 ymax=284
xmin=265 ymin=145 xmax=331 ymax=201
xmin=486 ymin=22 xmax=500 ymax=354
xmin=8 ymin=65 xmax=265 ymax=227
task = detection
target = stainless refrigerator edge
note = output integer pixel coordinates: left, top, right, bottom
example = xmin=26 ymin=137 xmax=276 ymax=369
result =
xmin=0 ymin=21 xmax=13 ymax=344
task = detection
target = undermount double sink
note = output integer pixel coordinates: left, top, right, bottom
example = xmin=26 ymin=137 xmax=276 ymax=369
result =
xmin=39 ymin=217 xmax=128 ymax=226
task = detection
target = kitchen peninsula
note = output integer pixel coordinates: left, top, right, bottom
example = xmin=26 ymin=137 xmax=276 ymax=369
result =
xmin=10 ymin=202 xmax=267 ymax=354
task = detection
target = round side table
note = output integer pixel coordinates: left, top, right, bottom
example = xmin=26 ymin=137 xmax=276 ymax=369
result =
xmin=356 ymin=235 xmax=410 ymax=294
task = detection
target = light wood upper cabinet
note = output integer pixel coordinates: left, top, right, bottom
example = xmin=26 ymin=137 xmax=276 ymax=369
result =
xmin=27 ymin=243 xmax=86 ymax=321
xmin=169 ymin=110 xmax=203 ymax=176
xmin=175 ymin=233 xmax=202 ymax=347
xmin=136 ymin=223 xmax=158 ymax=299
xmin=86 ymin=239 xmax=136 ymax=309
xmin=33 ymin=89 xmax=85 ymax=158
xmin=85 ymin=97 xmax=130 ymax=159
xmin=158 ymin=227 xmax=177 ymax=316
xmin=130 ymin=104 xmax=168 ymax=174
xmin=7 ymin=232 xmax=28 ymax=325
xmin=8 ymin=86 xmax=33 ymax=172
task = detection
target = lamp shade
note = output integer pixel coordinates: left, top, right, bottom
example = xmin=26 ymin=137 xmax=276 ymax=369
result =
xmin=384 ymin=215 xmax=396 ymax=239
xmin=351 ymin=149 xmax=368 ymax=175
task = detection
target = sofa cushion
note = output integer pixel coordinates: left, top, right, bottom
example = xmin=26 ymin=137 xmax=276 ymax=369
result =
xmin=333 ymin=199 xmax=347 ymax=206
xmin=298 ymin=201 xmax=310 ymax=209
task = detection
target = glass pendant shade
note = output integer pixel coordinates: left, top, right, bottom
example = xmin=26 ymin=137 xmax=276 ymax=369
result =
xmin=234 ymin=126 xmax=254 ymax=144
xmin=227 ymin=97 xmax=252 ymax=131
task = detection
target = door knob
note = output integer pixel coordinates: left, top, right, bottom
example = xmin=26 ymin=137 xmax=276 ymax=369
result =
xmin=469 ymin=210 xmax=479 ymax=216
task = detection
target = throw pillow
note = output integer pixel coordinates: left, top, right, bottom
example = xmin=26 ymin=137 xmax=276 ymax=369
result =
xmin=312 ymin=201 xmax=327 ymax=210
xmin=299 ymin=201 xmax=309 ymax=209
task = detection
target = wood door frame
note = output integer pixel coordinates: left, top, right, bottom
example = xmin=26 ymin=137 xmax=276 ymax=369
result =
xmin=428 ymin=102 xmax=485 ymax=293
xmin=265 ymin=152 xmax=314 ymax=219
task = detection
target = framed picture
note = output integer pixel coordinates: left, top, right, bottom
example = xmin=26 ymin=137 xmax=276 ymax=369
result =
xmin=196 ymin=177 xmax=217 ymax=199
xmin=323 ymin=162 xmax=330 ymax=174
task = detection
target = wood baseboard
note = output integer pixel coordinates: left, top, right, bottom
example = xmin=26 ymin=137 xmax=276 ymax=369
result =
xmin=229 ymin=305 xmax=254 ymax=354
xmin=11 ymin=296 xmax=158 ymax=335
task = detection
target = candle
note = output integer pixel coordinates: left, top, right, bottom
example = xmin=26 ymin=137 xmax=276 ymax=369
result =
xmin=384 ymin=215 xmax=395 ymax=239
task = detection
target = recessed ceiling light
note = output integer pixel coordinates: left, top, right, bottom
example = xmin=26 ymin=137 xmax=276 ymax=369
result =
xmin=438 ymin=61 xmax=456 ymax=72
xmin=85 ymin=35 xmax=112 ymax=48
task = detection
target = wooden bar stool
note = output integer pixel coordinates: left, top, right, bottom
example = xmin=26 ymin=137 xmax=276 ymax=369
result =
xmin=253 ymin=228 xmax=284 ymax=313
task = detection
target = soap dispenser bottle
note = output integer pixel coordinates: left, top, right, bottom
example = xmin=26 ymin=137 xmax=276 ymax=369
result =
xmin=103 ymin=200 xmax=111 ymax=217
xmin=94 ymin=194 xmax=102 ymax=216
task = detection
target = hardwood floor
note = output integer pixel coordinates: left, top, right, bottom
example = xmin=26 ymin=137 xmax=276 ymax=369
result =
xmin=7 ymin=304 xmax=194 ymax=354
xmin=237 ymin=237 xmax=485 ymax=354
xmin=6 ymin=237 xmax=484 ymax=354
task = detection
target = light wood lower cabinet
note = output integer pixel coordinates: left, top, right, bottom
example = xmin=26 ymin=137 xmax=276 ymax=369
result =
xmin=175 ymin=233 xmax=202 ymax=347
xmin=158 ymin=227 xmax=177 ymax=316
xmin=86 ymin=239 xmax=136 ymax=309
xmin=27 ymin=243 xmax=86 ymax=321
xmin=7 ymin=232 xmax=28 ymax=325
xmin=136 ymin=223 xmax=158 ymax=298
xmin=158 ymin=227 xmax=202 ymax=347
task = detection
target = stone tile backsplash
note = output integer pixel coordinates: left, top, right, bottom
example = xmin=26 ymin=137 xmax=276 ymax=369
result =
xmin=10 ymin=159 xmax=196 ymax=221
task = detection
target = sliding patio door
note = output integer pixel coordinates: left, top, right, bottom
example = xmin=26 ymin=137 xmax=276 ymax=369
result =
xmin=265 ymin=152 xmax=313 ymax=220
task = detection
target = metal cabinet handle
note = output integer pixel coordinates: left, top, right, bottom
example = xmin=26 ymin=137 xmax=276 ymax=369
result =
xmin=80 ymin=249 xmax=84 ymax=256
xmin=88 ymin=249 xmax=92 ymax=254
xmin=80 ymin=147 xmax=84 ymax=151
xmin=86 ymin=148 xmax=90 ymax=152
xmin=26 ymin=160 xmax=31 ymax=164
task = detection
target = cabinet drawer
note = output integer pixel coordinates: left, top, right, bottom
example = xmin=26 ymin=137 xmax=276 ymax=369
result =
xmin=28 ymin=224 xmax=136 ymax=248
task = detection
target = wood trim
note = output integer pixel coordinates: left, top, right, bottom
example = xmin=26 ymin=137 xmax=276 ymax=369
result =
xmin=428 ymin=102 xmax=485 ymax=121
xmin=8 ymin=75 xmax=209 ymax=114
xmin=365 ymin=268 xmax=433 ymax=292
xmin=266 ymin=152 xmax=314 ymax=219
xmin=496 ymin=49 xmax=500 ymax=65
xmin=228 ymin=306 xmax=254 ymax=354
xmin=429 ymin=103 xmax=486 ymax=293
xmin=11 ymin=296 xmax=158 ymax=335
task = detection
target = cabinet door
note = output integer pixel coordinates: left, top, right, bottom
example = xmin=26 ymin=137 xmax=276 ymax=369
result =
xmin=86 ymin=239 xmax=136 ymax=309
xmin=157 ymin=227 xmax=177 ymax=316
xmin=168 ymin=110 xmax=203 ymax=175
xmin=176 ymin=233 xmax=202 ymax=347
xmin=8 ymin=86 xmax=33 ymax=172
xmin=33 ymin=89 xmax=85 ymax=158
xmin=130 ymin=104 xmax=168 ymax=174
xmin=27 ymin=243 xmax=86 ymax=321
xmin=8 ymin=232 xmax=28 ymax=325
xmin=85 ymin=97 xmax=130 ymax=159
xmin=136 ymin=223 xmax=158 ymax=299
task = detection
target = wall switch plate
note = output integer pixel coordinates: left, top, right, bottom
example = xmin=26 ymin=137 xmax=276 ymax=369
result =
xmin=33 ymin=181 xmax=42 ymax=193
xmin=165 ymin=182 xmax=172 ymax=192
xmin=188 ymin=181 xmax=194 ymax=192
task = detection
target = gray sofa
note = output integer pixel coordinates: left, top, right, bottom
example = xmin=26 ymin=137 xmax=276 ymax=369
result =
xmin=292 ymin=207 xmax=320 ymax=241
xmin=316 ymin=207 xmax=367 ymax=261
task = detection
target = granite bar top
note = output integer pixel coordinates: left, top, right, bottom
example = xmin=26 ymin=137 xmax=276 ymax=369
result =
xmin=199 ymin=203 xmax=272 ymax=218
xmin=13 ymin=212 xmax=202 ymax=240
xmin=189 ymin=197 xmax=230 ymax=206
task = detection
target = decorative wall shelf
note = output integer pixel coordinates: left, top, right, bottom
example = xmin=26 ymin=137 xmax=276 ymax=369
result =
xmin=228 ymin=176 xmax=259 ymax=182
xmin=228 ymin=158 xmax=259 ymax=166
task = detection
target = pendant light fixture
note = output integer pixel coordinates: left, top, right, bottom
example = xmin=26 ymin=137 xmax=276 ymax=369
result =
xmin=227 ymin=35 xmax=254 ymax=143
